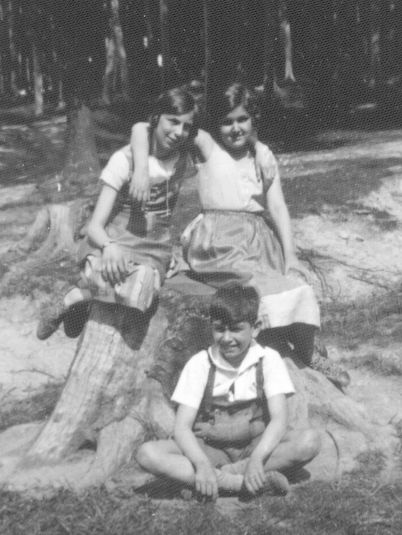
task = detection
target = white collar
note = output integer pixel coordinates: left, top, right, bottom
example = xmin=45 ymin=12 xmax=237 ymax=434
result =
xmin=208 ymin=342 xmax=265 ymax=374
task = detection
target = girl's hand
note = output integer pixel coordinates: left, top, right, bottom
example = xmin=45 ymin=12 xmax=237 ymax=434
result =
xmin=129 ymin=168 xmax=151 ymax=203
xmin=166 ymin=251 xmax=181 ymax=279
xmin=194 ymin=461 xmax=218 ymax=501
xmin=101 ymin=243 xmax=128 ymax=286
xmin=243 ymin=455 xmax=266 ymax=495
xmin=254 ymin=142 xmax=277 ymax=189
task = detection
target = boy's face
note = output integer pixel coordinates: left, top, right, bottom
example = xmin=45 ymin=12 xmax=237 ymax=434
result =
xmin=211 ymin=319 xmax=260 ymax=367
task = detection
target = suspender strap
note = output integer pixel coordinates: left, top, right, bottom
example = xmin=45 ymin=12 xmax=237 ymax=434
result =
xmin=199 ymin=351 xmax=216 ymax=418
xmin=256 ymin=357 xmax=264 ymax=400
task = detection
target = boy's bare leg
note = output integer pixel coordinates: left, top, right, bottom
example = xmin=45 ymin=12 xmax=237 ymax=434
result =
xmin=263 ymin=428 xmax=320 ymax=472
xmin=221 ymin=428 xmax=320 ymax=475
xmin=137 ymin=440 xmax=244 ymax=492
xmin=137 ymin=439 xmax=198 ymax=485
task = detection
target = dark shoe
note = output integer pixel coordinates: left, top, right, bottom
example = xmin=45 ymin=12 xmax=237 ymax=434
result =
xmin=261 ymin=471 xmax=290 ymax=496
xmin=63 ymin=301 xmax=90 ymax=338
xmin=37 ymin=294 xmax=69 ymax=340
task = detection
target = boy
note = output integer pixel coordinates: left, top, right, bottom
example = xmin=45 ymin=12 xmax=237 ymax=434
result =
xmin=136 ymin=283 xmax=320 ymax=500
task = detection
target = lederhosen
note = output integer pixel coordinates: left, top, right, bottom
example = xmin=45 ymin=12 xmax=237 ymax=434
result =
xmin=195 ymin=351 xmax=270 ymax=460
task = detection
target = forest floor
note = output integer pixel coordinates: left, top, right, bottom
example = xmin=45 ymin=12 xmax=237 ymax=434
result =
xmin=0 ymin=103 xmax=402 ymax=534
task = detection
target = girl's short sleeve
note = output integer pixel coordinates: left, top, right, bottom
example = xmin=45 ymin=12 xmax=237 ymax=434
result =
xmin=262 ymin=349 xmax=295 ymax=399
xmin=171 ymin=351 xmax=210 ymax=409
xmin=99 ymin=148 xmax=131 ymax=191
xmin=263 ymin=153 xmax=280 ymax=192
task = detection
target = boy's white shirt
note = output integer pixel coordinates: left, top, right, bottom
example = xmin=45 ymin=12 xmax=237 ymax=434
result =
xmin=171 ymin=342 xmax=294 ymax=410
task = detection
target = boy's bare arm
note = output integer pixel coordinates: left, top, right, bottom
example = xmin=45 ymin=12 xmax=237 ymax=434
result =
xmin=243 ymin=394 xmax=288 ymax=495
xmin=129 ymin=122 xmax=151 ymax=202
xmin=174 ymin=404 xmax=218 ymax=500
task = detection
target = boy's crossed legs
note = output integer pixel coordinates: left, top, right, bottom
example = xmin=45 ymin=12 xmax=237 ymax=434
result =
xmin=136 ymin=427 xmax=320 ymax=499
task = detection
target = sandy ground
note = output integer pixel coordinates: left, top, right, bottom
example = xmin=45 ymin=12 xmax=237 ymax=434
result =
xmin=1 ymin=115 xmax=402 ymax=432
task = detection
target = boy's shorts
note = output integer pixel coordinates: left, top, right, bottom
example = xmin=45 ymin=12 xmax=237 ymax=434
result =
xmin=197 ymin=436 xmax=262 ymax=469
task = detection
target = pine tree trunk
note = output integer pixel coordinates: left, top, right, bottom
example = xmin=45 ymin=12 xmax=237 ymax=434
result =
xmin=102 ymin=0 xmax=130 ymax=104
xmin=262 ymin=0 xmax=278 ymax=96
xmin=32 ymin=41 xmax=43 ymax=117
xmin=278 ymin=1 xmax=296 ymax=83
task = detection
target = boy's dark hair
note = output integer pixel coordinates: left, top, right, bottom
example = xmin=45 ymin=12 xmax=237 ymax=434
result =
xmin=209 ymin=283 xmax=260 ymax=326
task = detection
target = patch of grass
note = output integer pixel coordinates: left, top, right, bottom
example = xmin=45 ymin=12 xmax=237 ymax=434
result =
xmin=241 ymin=450 xmax=402 ymax=535
xmin=0 ymin=451 xmax=401 ymax=535
xmin=0 ymin=382 xmax=62 ymax=432
xmin=321 ymin=291 xmax=402 ymax=349
xmin=344 ymin=352 xmax=402 ymax=376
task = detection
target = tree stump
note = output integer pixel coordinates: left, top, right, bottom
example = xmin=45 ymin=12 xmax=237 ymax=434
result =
xmin=0 ymin=274 xmax=398 ymax=492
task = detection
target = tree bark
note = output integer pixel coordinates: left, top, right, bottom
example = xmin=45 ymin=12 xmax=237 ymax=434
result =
xmin=6 ymin=0 xmax=19 ymax=97
xmin=32 ymin=41 xmax=44 ymax=117
xmin=262 ymin=0 xmax=278 ymax=97
xmin=102 ymin=0 xmax=130 ymax=104
xmin=0 ymin=275 xmax=398 ymax=491
xmin=278 ymin=1 xmax=296 ymax=82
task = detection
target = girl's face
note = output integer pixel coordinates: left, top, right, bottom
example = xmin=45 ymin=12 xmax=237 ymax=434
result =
xmin=153 ymin=110 xmax=195 ymax=157
xmin=219 ymin=105 xmax=253 ymax=155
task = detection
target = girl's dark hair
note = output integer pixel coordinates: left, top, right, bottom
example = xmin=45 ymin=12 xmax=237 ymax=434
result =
xmin=149 ymin=87 xmax=198 ymax=136
xmin=208 ymin=82 xmax=260 ymax=134
xmin=209 ymin=283 xmax=260 ymax=326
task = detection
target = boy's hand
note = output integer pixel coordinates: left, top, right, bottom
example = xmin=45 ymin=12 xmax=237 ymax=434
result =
xmin=194 ymin=461 xmax=218 ymax=501
xmin=254 ymin=142 xmax=277 ymax=189
xmin=129 ymin=168 xmax=151 ymax=203
xmin=101 ymin=243 xmax=128 ymax=286
xmin=193 ymin=422 xmax=213 ymax=440
xmin=243 ymin=455 xmax=266 ymax=495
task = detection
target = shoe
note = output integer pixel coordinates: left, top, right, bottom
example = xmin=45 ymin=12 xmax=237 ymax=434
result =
xmin=261 ymin=471 xmax=290 ymax=496
xmin=37 ymin=293 xmax=69 ymax=340
xmin=63 ymin=301 xmax=90 ymax=338
xmin=239 ymin=470 xmax=290 ymax=500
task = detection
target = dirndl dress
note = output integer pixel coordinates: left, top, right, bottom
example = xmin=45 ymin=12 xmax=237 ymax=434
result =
xmin=182 ymin=143 xmax=320 ymax=330
xmin=77 ymin=145 xmax=192 ymax=310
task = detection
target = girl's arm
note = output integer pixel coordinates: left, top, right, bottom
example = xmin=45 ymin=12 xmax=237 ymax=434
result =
xmin=175 ymin=404 xmax=219 ymax=500
xmin=266 ymin=171 xmax=300 ymax=273
xmin=243 ymin=393 xmax=288 ymax=495
xmin=129 ymin=122 xmax=151 ymax=202
xmin=87 ymin=185 xmax=129 ymax=285
xmin=253 ymin=140 xmax=277 ymax=187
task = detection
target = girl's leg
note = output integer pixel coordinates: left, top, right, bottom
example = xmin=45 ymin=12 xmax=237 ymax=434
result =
xmin=64 ymin=287 xmax=92 ymax=308
xmin=287 ymin=323 xmax=316 ymax=365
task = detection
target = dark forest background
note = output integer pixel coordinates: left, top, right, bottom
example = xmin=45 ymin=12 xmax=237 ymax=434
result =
xmin=1 ymin=0 xmax=401 ymax=132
